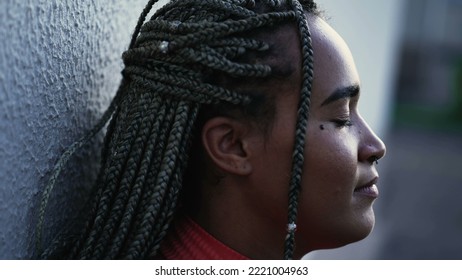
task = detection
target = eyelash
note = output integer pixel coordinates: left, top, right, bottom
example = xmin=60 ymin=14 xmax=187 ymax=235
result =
xmin=332 ymin=118 xmax=353 ymax=128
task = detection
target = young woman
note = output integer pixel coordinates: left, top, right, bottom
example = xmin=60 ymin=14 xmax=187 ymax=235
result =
xmin=38 ymin=0 xmax=386 ymax=260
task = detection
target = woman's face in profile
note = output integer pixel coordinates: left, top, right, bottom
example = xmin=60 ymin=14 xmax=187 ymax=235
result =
xmin=248 ymin=16 xmax=386 ymax=258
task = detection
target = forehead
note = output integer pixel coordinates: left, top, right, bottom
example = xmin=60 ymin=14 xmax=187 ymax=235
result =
xmin=307 ymin=16 xmax=360 ymax=105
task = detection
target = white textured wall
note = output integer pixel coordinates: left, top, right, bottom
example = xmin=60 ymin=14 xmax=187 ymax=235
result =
xmin=0 ymin=0 xmax=147 ymax=259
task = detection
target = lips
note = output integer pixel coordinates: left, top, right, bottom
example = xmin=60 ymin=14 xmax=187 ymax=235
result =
xmin=354 ymin=177 xmax=379 ymax=198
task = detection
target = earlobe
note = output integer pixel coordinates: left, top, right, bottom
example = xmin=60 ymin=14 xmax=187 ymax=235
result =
xmin=201 ymin=117 xmax=253 ymax=176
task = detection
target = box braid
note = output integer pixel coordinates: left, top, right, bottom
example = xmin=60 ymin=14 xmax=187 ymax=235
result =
xmin=37 ymin=0 xmax=317 ymax=259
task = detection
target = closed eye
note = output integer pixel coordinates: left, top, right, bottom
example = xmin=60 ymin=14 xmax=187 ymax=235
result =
xmin=332 ymin=118 xmax=353 ymax=128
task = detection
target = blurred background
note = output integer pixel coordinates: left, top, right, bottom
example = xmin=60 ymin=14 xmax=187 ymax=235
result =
xmin=0 ymin=0 xmax=461 ymax=259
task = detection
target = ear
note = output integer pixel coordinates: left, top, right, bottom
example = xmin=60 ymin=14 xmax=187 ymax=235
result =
xmin=201 ymin=117 xmax=253 ymax=176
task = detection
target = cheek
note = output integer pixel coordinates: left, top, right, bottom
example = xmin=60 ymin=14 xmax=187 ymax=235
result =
xmin=292 ymin=128 xmax=363 ymax=251
xmin=305 ymin=129 xmax=358 ymax=192
xmin=300 ymin=128 xmax=359 ymax=222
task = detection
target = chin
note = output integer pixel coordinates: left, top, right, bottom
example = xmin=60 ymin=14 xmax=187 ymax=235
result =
xmin=342 ymin=209 xmax=376 ymax=245
xmin=302 ymin=212 xmax=377 ymax=253
xmin=295 ymin=206 xmax=377 ymax=256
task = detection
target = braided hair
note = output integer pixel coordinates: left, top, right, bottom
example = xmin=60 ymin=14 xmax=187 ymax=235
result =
xmin=37 ymin=0 xmax=318 ymax=259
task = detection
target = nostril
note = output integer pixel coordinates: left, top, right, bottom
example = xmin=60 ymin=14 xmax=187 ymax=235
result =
xmin=370 ymin=155 xmax=379 ymax=165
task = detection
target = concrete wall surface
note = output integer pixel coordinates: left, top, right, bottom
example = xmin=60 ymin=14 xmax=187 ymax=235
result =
xmin=0 ymin=0 xmax=147 ymax=259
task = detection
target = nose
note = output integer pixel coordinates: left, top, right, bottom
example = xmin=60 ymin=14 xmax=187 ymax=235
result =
xmin=358 ymin=117 xmax=386 ymax=164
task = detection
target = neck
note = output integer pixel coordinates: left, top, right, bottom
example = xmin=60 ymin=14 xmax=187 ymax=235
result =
xmin=187 ymin=179 xmax=289 ymax=259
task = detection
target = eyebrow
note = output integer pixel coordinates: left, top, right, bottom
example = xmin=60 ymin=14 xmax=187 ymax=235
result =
xmin=320 ymin=84 xmax=360 ymax=107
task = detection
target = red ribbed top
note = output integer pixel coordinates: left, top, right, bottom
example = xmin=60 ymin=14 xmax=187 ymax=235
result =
xmin=160 ymin=216 xmax=249 ymax=260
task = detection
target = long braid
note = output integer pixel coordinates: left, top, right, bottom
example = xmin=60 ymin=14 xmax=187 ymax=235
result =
xmin=38 ymin=0 xmax=318 ymax=260
xmin=124 ymin=102 xmax=199 ymax=259
xmin=104 ymin=98 xmax=175 ymax=259
xmin=284 ymin=0 xmax=315 ymax=259
xmin=129 ymin=0 xmax=158 ymax=49
xmin=89 ymin=94 xmax=169 ymax=259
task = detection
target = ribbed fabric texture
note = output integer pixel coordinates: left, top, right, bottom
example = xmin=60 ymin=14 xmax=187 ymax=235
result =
xmin=160 ymin=216 xmax=249 ymax=260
